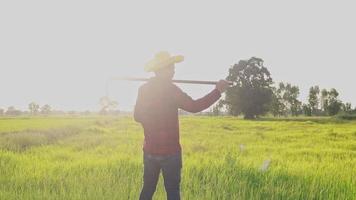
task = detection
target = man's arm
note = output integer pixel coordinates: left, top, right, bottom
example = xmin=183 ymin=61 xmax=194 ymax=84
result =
xmin=176 ymin=88 xmax=221 ymax=113
xmin=176 ymin=80 xmax=230 ymax=113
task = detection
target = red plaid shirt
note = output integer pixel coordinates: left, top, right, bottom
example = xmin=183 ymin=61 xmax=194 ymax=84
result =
xmin=134 ymin=77 xmax=221 ymax=155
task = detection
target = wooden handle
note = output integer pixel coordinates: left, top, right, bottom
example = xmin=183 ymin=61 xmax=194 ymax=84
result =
xmin=112 ymin=77 xmax=233 ymax=85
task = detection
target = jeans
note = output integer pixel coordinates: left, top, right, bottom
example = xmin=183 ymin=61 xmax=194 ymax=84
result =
xmin=139 ymin=152 xmax=182 ymax=200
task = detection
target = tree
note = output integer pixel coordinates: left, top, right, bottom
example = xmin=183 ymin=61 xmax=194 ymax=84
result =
xmin=99 ymin=96 xmax=118 ymax=114
xmin=225 ymin=57 xmax=273 ymax=119
xmin=0 ymin=108 xmax=4 ymax=116
xmin=342 ymin=102 xmax=352 ymax=113
xmin=28 ymin=102 xmax=40 ymax=115
xmin=308 ymin=86 xmax=320 ymax=115
xmin=319 ymin=88 xmax=343 ymax=116
xmin=211 ymin=100 xmax=225 ymax=116
xmin=326 ymin=88 xmax=342 ymax=116
xmin=5 ymin=106 xmax=22 ymax=116
xmin=279 ymin=82 xmax=301 ymax=116
xmin=288 ymin=86 xmax=301 ymax=116
xmin=269 ymin=82 xmax=301 ymax=117
xmin=302 ymin=104 xmax=312 ymax=116
xmin=320 ymin=89 xmax=329 ymax=114
xmin=270 ymin=86 xmax=286 ymax=117
xmin=41 ymin=104 xmax=52 ymax=115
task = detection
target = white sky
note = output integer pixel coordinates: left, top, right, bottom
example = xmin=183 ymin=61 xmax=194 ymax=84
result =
xmin=1 ymin=0 xmax=355 ymax=111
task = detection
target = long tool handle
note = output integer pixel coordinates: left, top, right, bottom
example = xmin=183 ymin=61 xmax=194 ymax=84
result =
xmin=111 ymin=77 xmax=233 ymax=85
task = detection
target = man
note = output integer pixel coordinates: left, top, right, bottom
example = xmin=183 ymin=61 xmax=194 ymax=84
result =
xmin=134 ymin=51 xmax=229 ymax=200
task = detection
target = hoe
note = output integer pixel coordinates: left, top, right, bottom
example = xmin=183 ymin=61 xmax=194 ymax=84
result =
xmin=110 ymin=77 xmax=234 ymax=86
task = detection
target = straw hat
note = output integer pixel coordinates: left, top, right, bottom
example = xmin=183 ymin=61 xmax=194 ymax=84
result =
xmin=144 ymin=51 xmax=184 ymax=72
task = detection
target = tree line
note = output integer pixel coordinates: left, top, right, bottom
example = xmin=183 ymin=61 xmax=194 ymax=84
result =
xmin=212 ymin=57 xmax=355 ymax=119
xmin=0 ymin=102 xmax=52 ymax=116
xmin=0 ymin=98 xmax=120 ymax=116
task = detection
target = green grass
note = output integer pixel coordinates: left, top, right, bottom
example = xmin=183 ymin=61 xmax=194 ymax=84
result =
xmin=0 ymin=116 xmax=99 ymax=133
xmin=0 ymin=116 xmax=355 ymax=199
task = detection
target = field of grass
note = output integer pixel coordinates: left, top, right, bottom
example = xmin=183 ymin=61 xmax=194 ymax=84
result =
xmin=0 ymin=116 xmax=355 ymax=199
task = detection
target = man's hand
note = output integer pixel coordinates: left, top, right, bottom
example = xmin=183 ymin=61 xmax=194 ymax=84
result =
xmin=215 ymin=80 xmax=230 ymax=93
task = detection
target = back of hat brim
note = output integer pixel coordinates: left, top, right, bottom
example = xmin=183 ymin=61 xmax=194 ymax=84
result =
xmin=145 ymin=55 xmax=184 ymax=72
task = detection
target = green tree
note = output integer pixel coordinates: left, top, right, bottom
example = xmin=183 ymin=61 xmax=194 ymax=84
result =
xmin=41 ymin=104 xmax=52 ymax=115
xmin=270 ymin=86 xmax=286 ymax=117
xmin=270 ymin=82 xmax=301 ymax=117
xmin=211 ymin=100 xmax=225 ymax=116
xmin=320 ymin=89 xmax=329 ymax=114
xmin=280 ymin=83 xmax=301 ymax=116
xmin=225 ymin=57 xmax=273 ymax=119
xmin=342 ymin=102 xmax=352 ymax=113
xmin=319 ymin=88 xmax=343 ymax=116
xmin=28 ymin=102 xmax=40 ymax=115
xmin=326 ymin=88 xmax=342 ymax=116
xmin=308 ymin=86 xmax=320 ymax=115
xmin=302 ymin=104 xmax=312 ymax=116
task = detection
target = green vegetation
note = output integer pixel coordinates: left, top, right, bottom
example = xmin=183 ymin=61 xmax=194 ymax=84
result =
xmin=0 ymin=116 xmax=355 ymax=199
xmin=335 ymin=113 xmax=356 ymax=121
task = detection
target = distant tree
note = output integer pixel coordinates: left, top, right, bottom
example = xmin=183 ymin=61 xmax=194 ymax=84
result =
xmin=99 ymin=96 xmax=118 ymax=114
xmin=326 ymin=88 xmax=342 ymax=116
xmin=40 ymin=104 xmax=52 ymax=115
xmin=5 ymin=106 xmax=22 ymax=116
xmin=270 ymin=82 xmax=301 ymax=117
xmin=211 ymin=100 xmax=225 ymax=116
xmin=288 ymin=86 xmax=301 ymax=116
xmin=225 ymin=57 xmax=273 ymax=119
xmin=6 ymin=106 xmax=16 ymax=115
xmin=280 ymin=82 xmax=301 ymax=116
xmin=291 ymin=100 xmax=302 ymax=116
xmin=302 ymin=104 xmax=312 ymax=116
xmin=308 ymin=86 xmax=320 ymax=115
xmin=342 ymin=102 xmax=352 ymax=113
xmin=28 ymin=102 xmax=40 ymax=115
xmin=320 ymin=89 xmax=329 ymax=114
xmin=0 ymin=108 xmax=4 ymax=116
xmin=270 ymin=86 xmax=286 ymax=117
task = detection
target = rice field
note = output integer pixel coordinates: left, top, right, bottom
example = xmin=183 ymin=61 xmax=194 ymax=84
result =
xmin=0 ymin=116 xmax=355 ymax=199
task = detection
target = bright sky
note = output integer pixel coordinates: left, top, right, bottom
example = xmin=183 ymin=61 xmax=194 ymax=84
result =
xmin=1 ymin=0 xmax=355 ymax=111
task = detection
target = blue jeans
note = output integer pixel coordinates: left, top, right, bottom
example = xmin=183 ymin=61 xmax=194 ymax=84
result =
xmin=139 ymin=152 xmax=182 ymax=200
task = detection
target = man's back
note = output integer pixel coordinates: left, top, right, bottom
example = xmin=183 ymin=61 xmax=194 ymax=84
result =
xmin=134 ymin=77 xmax=221 ymax=155
xmin=134 ymin=77 xmax=181 ymax=155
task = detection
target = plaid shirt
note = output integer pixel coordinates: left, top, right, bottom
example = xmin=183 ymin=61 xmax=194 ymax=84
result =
xmin=134 ymin=77 xmax=221 ymax=155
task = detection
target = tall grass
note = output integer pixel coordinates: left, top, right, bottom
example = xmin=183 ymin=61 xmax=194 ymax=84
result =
xmin=0 ymin=116 xmax=355 ymax=199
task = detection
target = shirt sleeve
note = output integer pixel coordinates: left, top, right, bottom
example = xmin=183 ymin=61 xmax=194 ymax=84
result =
xmin=175 ymin=86 xmax=222 ymax=113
